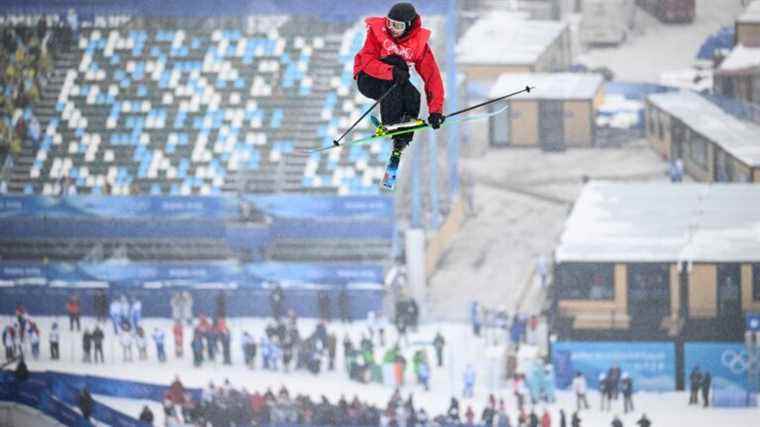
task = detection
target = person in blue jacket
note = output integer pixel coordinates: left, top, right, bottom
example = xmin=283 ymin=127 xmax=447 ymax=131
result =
xmin=152 ymin=327 xmax=166 ymax=363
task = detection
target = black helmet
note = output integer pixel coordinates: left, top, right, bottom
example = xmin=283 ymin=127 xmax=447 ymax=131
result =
xmin=387 ymin=2 xmax=418 ymax=37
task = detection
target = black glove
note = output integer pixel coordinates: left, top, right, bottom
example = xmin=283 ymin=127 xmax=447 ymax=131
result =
xmin=381 ymin=54 xmax=406 ymax=68
xmin=428 ymin=112 xmax=445 ymax=129
xmin=392 ymin=66 xmax=409 ymax=85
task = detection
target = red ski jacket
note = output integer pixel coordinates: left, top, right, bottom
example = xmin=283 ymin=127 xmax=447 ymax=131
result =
xmin=353 ymin=16 xmax=445 ymax=114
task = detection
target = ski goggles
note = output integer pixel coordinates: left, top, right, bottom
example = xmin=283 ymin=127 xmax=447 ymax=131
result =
xmin=386 ymin=17 xmax=407 ymax=33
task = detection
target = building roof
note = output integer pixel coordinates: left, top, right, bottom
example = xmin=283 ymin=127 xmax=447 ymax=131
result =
xmin=456 ymin=12 xmax=567 ymax=66
xmin=647 ymin=91 xmax=760 ymax=167
xmin=490 ymin=73 xmax=604 ymax=100
xmin=718 ymin=44 xmax=760 ymax=72
xmin=555 ymin=182 xmax=760 ymax=263
xmin=737 ymin=0 xmax=760 ymax=24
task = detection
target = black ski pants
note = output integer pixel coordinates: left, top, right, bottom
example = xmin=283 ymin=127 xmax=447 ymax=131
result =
xmin=50 ymin=342 xmax=59 ymax=360
xmin=357 ymin=71 xmax=420 ymax=147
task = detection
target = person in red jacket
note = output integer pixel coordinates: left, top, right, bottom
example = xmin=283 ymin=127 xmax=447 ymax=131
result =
xmin=353 ymin=2 xmax=445 ymax=170
xmin=66 ymin=295 xmax=81 ymax=332
xmin=166 ymin=375 xmax=186 ymax=406
xmin=172 ymin=320 xmax=184 ymax=358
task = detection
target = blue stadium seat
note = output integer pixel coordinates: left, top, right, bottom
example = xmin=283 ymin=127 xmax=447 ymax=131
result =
xmin=16 ymin=20 xmax=389 ymax=195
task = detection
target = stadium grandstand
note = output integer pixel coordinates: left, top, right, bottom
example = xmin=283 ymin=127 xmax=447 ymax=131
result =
xmin=6 ymin=13 xmax=405 ymax=196
xmin=0 ymin=0 xmax=463 ymax=313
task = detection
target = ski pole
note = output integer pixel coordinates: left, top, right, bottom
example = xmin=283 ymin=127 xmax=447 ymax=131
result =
xmin=332 ymin=82 xmax=398 ymax=147
xmin=445 ymin=85 xmax=534 ymax=120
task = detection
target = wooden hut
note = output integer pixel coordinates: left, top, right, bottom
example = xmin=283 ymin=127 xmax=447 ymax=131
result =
xmin=736 ymin=0 xmax=760 ymax=47
xmin=554 ymin=182 xmax=760 ymax=341
xmin=488 ymin=73 xmax=605 ymax=149
xmin=456 ymin=12 xmax=571 ymax=83
xmin=714 ymin=45 xmax=760 ymax=104
xmin=646 ymin=91 xmax=760 ymax=183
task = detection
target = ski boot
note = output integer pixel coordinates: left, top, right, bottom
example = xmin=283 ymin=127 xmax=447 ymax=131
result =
xmin=372 ymin=115 xmax=423 ymax=137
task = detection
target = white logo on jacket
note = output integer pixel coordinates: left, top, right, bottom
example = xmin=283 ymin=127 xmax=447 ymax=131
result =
xmin=382 ymin=39 xmax=413 ymax=62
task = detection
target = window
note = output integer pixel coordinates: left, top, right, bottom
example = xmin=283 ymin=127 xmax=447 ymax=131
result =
xmin=688 ymin=134 xmax=709 ymax=170
xmin=490 ymin=103 xmax=510 ymax=146
xmin=715 ymin=150 xmax=730 ymax=182
xmin=721 ymin=77 xmax=735 ymax=98
xmin=557 ymin=263 xmax=614 ymax=300
xmin=657 ymin=113 xmax=664 ymax=140
xmin=671 ymin=120 xmax=683 ymax=144
xmin=753 ymin=264 xmax=760 ymax=301
xmin=717 ymin=264 xmax=741 ymax=315
xmin=628 ymin=263 xmax=670 ymax=305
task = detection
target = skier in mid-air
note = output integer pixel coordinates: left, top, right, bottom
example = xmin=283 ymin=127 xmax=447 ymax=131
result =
xmin=353 ymin=2 xmax=445 ymax=189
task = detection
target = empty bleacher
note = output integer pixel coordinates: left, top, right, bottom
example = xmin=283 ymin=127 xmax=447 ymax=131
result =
xmin=8 ymin=16 xmax=394 ymax=196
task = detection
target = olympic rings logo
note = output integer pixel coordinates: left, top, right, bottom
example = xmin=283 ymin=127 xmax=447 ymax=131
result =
xmin=721 ymin=349 xmax=760 ymax=375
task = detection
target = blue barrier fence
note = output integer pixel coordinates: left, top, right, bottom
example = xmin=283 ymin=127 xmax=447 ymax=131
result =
xmin=0 ymin=284 xmax=384 ymax=320
xmin=0 ymin=370 xmax=149 ymax=427
xmin=0 ymin=260 xmax=385 ymax=318
xmin=39 ymin=371 xmax=202 ymax=403
xmin=1 ymin=370 xmax=499 ymax=427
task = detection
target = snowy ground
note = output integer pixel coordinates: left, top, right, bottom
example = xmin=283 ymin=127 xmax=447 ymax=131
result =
xmin=426 ymin=140 xmax=676 ymax=321
xmin=576 ymin=0 xmax=745 ymax=83
xmin=9 ymin=315 xmax=758 ymax=427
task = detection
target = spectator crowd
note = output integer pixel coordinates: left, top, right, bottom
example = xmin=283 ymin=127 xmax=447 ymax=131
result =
xmin=1 ymin=15 xmax=73 ymax=159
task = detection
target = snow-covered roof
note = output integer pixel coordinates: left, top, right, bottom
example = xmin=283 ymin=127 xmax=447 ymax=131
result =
xmin=647 ymin=91 xmax=760 ymax=167
xmin=556 ymin=182 xmax=760 ymax=263
xmin=490 ymin=73 xmax=604 ymax=100
xmin=718 ymin=44 xmax=760 ymax=72
xmin=737 ymin=0 xmax=760 ymax=24
xmin=456 ymin=12 xmax=568 ymax=66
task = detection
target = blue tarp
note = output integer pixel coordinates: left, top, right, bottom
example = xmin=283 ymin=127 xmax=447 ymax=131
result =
xmin=696 ymin=26 xmax=735 ymax=61
xmin=604 ymin=82 xmax=674 ymax=100
xmin=598 ymin=82 xmax=676 ymax=130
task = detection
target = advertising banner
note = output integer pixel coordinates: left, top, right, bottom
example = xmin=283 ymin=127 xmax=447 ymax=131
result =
xmin=246 ymin=262 xmax=384 ymax=285
xmin=0 ymin=260 xmax=385 ymax=288
xmin=0 ymin=196 xmax=237 ymax=220
xmin=684 ymin=342 xmax=756 ymax=392
xmin=0 ymin=195 xmax=394 ymax=240
xmin=552 ymin=341 xmax=676 ymax=391
xmin=747 ymin=313 xmax=760 ymax=332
